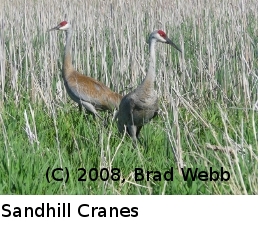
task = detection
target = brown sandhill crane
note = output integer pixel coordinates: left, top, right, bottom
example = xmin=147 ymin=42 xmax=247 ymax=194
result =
xmin=49 ymin=21 xmax=122 ymax=120
xmin=117 ymin=29 xmax=181 ymax=144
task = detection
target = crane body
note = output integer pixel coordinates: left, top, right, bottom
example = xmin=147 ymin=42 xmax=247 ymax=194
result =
xmin=117 ymin=30 xmax=181 ymax=144
xmin=49 ymin=21 xmax=122 ymax=120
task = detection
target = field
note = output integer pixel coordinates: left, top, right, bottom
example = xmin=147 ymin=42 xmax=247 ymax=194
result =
xmin=0 ymin=0 xmax=258 ymax=194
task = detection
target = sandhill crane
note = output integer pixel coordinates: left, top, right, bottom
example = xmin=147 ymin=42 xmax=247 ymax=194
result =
xmin=49 ymin=21 xmax=122 ymax=120
xmin=117 ymin=29 xmax=181 ymax=144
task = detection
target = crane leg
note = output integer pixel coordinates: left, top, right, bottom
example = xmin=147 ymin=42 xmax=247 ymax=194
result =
xmin=136 ymin=126 xmax=143 ymax=144
xmin=112 ymin=110 xmax=119 ymax=122
xmin=129 ymin=104 xmax=138 ymax=145
xmin=136 ymin=126 xmax=142 ymax=138
xmin=78 ymin=103 xmax=83 ymax=113
xmin=127 ymin=125 xmax=138 ymax=146
xmin=152 ymin=110 xmax=158 ymax=119
xmin=81 ymin=101 xmax=106 ymax=125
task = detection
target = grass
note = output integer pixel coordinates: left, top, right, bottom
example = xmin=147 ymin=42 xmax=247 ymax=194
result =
xmin=0 ymin=0 xmax=258 ymax=194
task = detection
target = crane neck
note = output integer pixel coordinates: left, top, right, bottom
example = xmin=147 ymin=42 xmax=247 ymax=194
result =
xmin=63 ymin=27 xmax=74 ymax=78
xmin=149 ymin=37 xmax=157 ymax=71
xmin=139 ymin=38 xmax=157 ymax=90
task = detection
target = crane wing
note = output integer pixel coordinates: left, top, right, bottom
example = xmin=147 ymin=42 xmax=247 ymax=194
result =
xmin=65 ymin=71 xmax=121 ymax=110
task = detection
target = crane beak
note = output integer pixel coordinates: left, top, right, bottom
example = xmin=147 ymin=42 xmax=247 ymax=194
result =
xmin=166 ymin=37 xmax=182 ymax=53
xmin=48 ymin=25 xmax=61 ymax=32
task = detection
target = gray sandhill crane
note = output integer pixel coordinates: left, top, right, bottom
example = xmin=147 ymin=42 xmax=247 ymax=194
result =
xmin=49 ymin=21 xmax=122 ymax=120
xmin=117 ymin=29 xmax=181 ymax=144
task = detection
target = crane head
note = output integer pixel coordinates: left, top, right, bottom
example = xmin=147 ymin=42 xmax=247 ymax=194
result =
xmin=48 ymin=21 xmax=71 ymax=31
xmin=150 ymin=30 xmax=182 ymax=53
